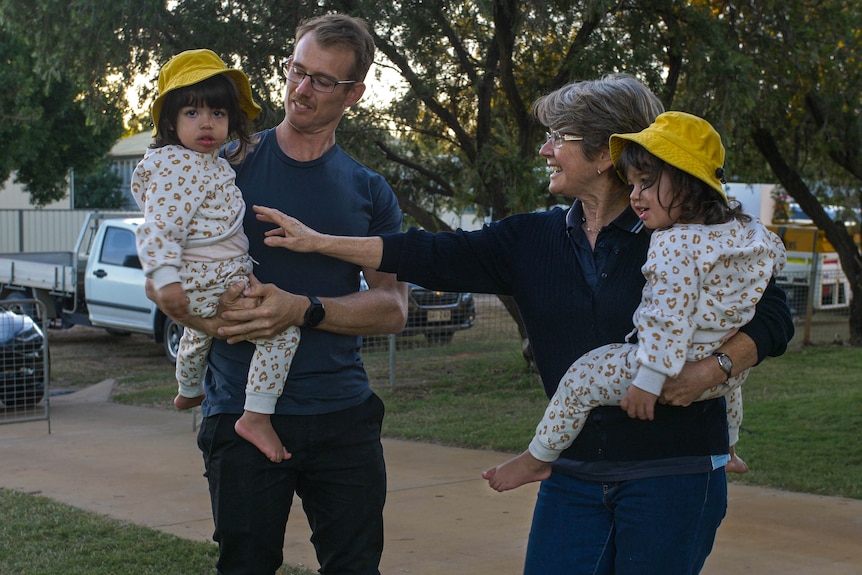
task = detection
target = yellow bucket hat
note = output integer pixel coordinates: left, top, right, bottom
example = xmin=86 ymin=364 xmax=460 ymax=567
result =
xmin=610 ymin=111 xmax=728 ymax=203
xmin=151 ymin=49 xmax=261 ymax=134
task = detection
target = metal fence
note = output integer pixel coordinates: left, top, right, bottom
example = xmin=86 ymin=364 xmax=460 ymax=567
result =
xmin=792 ymin=308 xmax=853 ymax=347
xmin=0 ymin=299 xmax=51 ymax=431
xmin=784 ymin=298 xmax=853 ymax=348
xmin=777 ymin=270 xmax=853 ymax=346
xmin=0 ymin=280 xmax=847 ymax=430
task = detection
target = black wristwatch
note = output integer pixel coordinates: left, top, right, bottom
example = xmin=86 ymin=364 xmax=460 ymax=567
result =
xmin=712 ymin=352 xmax=733 ymax=385
xmin=302 ymin=295 xmax=326 ymax=328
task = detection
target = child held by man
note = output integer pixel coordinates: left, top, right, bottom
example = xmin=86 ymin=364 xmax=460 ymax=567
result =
xmin=132 ymin=49 xmax=300 ymax=463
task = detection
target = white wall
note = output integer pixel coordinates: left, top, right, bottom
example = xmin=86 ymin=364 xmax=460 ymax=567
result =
xmin=0 ymin=174 xmax=72 ymax=210
xmin=723 ymin=182 xmax=776 ymax=223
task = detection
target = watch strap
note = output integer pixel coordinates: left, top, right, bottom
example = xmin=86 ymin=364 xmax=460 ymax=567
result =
xmin=712 ymin=352 xmax=732 ymax=385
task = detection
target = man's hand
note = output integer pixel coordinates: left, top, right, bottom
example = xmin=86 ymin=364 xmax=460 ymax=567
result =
xmin=620 ymin=385 xmax=659 ymax=420
xmin=217 ymin=276 xmax=306 ymax=344
xmin=145 ymin=280 xmax=189 ymax=323
xmin=146 ymin=277 xmax=250 ymax=338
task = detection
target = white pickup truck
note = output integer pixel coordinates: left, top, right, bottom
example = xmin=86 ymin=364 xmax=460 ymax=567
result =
xmin=0 ymin=213 xmax=181 ymax=362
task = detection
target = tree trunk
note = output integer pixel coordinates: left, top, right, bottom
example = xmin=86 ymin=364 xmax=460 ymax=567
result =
xmin=751 ymin=126 xmax=862 ymax=346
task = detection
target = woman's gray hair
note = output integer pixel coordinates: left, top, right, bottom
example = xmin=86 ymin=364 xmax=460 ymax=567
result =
xmin=533 ymin=73 xmax=664 ymax=160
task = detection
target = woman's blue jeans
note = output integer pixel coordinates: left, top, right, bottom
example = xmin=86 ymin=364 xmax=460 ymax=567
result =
xmin=523 ymin=468 xmax=727 ymax=575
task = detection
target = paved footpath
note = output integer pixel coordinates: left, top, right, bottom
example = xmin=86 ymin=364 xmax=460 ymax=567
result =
xmin=1 ymin=380 xmax=861 ymax=574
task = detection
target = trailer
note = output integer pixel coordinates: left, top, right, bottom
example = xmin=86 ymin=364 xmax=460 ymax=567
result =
xmin=767 ymin=224 xmax=851 ymax=315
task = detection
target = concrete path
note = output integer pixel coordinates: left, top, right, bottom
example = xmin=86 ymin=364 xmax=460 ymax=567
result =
xmin=1 ymin=381 xmax=861 ymax=574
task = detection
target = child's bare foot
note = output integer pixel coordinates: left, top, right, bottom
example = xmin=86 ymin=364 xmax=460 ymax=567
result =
xmin=726 ymin=445 xmax=749 ymax=474
xmin=175 ymin=393 xmax=204 ymax=410
xmin=235 ymin=411 xmax=291 ymax=463
xmin=482 ymin=451 xmax=552 ymax=492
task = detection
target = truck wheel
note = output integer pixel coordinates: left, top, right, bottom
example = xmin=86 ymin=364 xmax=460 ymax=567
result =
xmin=163 ymin=317 xmax=182 ymax=364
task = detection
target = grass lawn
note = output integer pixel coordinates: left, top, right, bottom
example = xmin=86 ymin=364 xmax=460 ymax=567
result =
xmin=0 ymin=489 xmax=221 ymax=575
xmin=0 ymin=488 xmax=313 ymax=574
xmin=730 ymin=346 xmax=862 ymax=497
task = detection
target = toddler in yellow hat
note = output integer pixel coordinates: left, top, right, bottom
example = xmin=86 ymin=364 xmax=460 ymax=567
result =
xmin=131 ymin=49 xmax=299 ymax=463
xmin=485 ymin=111 xmax=786 ymax=491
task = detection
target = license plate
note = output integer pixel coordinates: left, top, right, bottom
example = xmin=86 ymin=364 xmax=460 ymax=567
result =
xmin=427 ymin=310 xmax=451 ymax=322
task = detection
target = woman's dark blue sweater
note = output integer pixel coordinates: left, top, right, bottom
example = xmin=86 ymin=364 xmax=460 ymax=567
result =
xmin=379 ymin=205 xmax=793 ymax=476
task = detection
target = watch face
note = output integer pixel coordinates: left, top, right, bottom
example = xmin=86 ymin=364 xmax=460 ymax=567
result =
xmin=304 ymin=297 xmax=325 ymax=327
xmin=309 ymin=306 xmax=325 ymax=323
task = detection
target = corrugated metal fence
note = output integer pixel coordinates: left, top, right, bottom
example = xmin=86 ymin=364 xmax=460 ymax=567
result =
xmin=0 ymin=210 xmax=141 ymax=254
xmin=1 ymin=210 xmax=86 ymax=253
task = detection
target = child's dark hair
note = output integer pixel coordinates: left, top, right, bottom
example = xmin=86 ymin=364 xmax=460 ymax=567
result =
xmin=617 ymin=142 xmax=749 ymax=225
xmin=152 ymin=74 xmax=255 ymax=162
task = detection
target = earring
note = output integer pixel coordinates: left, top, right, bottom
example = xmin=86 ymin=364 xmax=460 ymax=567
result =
xmin=596 ymin=168 xmax=603 ymax=175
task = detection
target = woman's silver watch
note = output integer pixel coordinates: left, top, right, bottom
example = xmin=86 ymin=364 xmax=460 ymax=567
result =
xmin=712 ymin=352 xmax=733 ymax=385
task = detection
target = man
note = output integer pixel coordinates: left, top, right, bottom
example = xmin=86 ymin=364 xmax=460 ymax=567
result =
xmin=150 ymin=14 xmax=407 ymax=575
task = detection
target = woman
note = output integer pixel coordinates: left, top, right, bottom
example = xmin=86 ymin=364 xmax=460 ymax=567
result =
xmin=253 ymin=74 xmax=794 ymax=575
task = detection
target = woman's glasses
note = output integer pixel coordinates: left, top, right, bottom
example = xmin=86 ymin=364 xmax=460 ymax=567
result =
xmin=546 ymin=130 xmax=583 ymax=148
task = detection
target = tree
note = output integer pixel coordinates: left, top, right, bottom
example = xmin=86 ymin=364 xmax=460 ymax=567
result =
xmin=0 ymin=23 xmax=124 ymax=206
xmin=714 ymin=1 xmax=862 ymax=344
xmin=72 ymin=161 xmax=126 ymax=209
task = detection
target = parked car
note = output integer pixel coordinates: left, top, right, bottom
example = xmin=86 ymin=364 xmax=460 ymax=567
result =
xmin=360 ymin=274 xmax=475 ymax=344
xmin=0 ymin=310 xmax=47 ymax=407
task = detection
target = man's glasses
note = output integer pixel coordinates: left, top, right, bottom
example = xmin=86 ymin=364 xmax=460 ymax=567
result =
xmin=546 ymin=130 xmax=584 ymax=149
xmin=281 ymin=58 xmax=357 ymax=94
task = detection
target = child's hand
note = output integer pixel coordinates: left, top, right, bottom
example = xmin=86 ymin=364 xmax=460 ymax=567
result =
xmin=158 ymin=282 xmax=190 ymax=320
xmin=620 ymin=385 xmax=659 ymax=420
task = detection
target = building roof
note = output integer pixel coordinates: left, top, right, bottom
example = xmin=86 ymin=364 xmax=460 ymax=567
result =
xmin=110 ymin=132 xmax=153 ymax=159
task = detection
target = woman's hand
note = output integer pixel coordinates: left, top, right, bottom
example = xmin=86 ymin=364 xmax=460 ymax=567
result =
xmin=253 ymin=204 xmax=385 ymax=269
xmin=661 ymin=352 xmax=732 ymax=407
xmin=254 ymin=205 xmax=325 ymax=253
xmin=661 ymin=331 xmax=758 ymax=406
